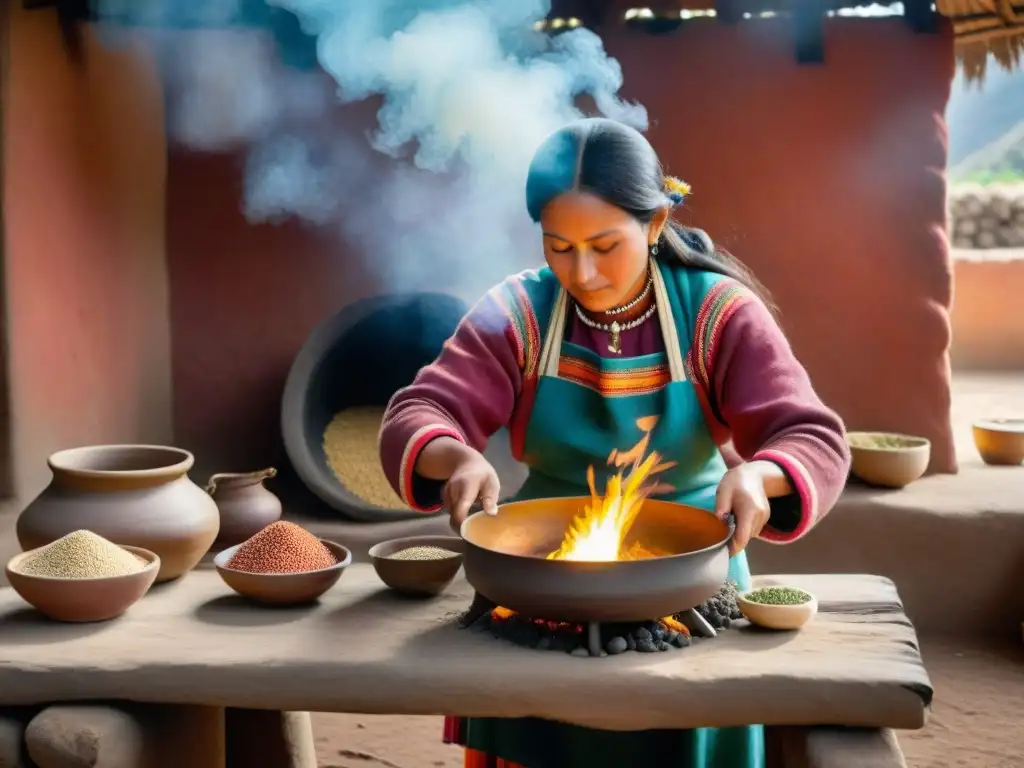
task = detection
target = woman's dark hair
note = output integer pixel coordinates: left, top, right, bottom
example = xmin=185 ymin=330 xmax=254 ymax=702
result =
xmin=525 ymin=118 xmax=771 ymax=308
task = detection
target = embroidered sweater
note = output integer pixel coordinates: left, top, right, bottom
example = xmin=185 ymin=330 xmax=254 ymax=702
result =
xmin=379 ymin=269 xmax=850 ymax=543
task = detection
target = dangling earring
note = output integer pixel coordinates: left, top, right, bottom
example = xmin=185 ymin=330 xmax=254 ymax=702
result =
xmin=649 ymin=243 xmax=659 ymax=256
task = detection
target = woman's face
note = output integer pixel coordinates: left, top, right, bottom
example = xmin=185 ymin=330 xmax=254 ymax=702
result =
xmin=540 ymin=191 xmax=667 ymax=313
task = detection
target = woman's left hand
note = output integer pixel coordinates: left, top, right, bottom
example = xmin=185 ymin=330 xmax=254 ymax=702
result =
xmin=714 ymin=462 xmax=772 ymax=555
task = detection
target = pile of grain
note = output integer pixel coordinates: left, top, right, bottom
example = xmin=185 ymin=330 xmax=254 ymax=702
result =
xmin=386 ymin=545 xmax=458 ymax=561
xmin=227 ymin=521 xmax=337 ymax=574
xmin=16 ymin=530 xmax=146 ymax=579
xmin=322 ymin=407 xmax=408 ymax=510
xmin=847 ymin=433 xmax=927 ymax=451
xmin=742 ymin=586 xmax=812 ymax=606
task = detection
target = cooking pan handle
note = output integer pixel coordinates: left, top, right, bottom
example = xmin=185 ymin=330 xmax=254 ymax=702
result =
xmin=723 ymin=512 xmax=736 ymax=537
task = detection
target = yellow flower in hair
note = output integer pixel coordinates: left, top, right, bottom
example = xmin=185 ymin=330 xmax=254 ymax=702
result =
xmin=664 ymin=176 xmax=692 ymax=200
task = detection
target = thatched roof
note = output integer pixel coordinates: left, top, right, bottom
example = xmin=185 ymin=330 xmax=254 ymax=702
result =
xmin=938 ymin=0 xmax=1024 ymax=79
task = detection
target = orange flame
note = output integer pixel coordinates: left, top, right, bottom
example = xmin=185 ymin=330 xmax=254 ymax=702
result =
xmin=490 ymin=417 xmax=685 ymax=629
xmin=547 ymin=417 xmax=676 ymax=563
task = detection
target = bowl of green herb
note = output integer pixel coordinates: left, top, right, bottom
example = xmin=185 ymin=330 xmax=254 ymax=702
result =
xmin=737 ymin=585 xmax=817 ymax=630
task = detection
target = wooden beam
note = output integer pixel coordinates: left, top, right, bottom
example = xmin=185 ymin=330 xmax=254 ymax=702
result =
xmin=904 ymin=0 xmax=940 ymax=32
xmin=793 ymin=0 xmax=825 ymax=64
xmin=717 ymin=0 xmax=742 ymax=26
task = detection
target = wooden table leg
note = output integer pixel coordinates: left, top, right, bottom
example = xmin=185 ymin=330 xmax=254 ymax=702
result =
xmin=225 ymin=709 xmax=316 ymax=768
xmin=764 ymin=726 xmax=907 ymax=768
xmin=24 ymin=703 xmax=225 ymax=768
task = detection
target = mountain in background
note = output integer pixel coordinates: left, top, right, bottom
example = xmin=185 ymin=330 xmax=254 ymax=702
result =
xmin=949 ymin=120 xmax=1024 ymax=182
xmin=946 ymin=60 xmax=1024 ymax=170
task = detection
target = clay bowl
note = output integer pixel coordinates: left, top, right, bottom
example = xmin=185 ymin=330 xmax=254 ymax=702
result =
xmin=213 ymin=540 xmax=352 ymax=606
xmin=737 ymin=587 xmax=818 ymax=631
xmin=972 ymin=419 xmax=1024 ymax=466
xmin=847 ymin=432 xmax=930 ymax=489
xmin=368 ymin=535 xmax=464 ymax=597
xmin=4 ymin=545 xmax=160 ymax=623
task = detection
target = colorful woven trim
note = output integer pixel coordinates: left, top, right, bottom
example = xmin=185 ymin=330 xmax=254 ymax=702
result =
xmin=558 ymin=355 xmax=670 ymax=397
xmin=399 ymin=425 xmax=464 ymax=512
xmin=690 ymin=280 xmax=755 ymax=394
xmin=488 ymin=272 xmax=542 ymax=381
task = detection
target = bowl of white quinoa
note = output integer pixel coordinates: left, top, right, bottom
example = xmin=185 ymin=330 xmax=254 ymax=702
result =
xmin=5 ymin=529 xmax=160 ymax=622
xmin=367 ymin=535 xmax=464 ymax=597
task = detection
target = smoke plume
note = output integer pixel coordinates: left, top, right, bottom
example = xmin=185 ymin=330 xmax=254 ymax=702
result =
xmin=95 ymin=0 xmax=646 ymax=297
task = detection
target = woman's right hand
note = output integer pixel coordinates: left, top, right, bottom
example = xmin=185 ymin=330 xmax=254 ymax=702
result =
xmin=444 ymin=451 xmax=500 ymax=528
xmin=415 ymin=436 xmax=501 ymax=528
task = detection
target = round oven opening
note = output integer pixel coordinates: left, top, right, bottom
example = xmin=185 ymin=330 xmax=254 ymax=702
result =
xmin=281 ymin=292 xmax=524 ymax=522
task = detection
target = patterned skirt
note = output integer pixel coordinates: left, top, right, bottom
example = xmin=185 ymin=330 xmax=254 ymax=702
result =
xmin=444 ymin=714 xmax=764 ymax=768
xmin=449 ymin=718 xmax=526 ymax=768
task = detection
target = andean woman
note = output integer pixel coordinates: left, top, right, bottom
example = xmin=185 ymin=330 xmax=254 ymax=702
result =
xmin=379 ymin=118 xmax=851 ymax=768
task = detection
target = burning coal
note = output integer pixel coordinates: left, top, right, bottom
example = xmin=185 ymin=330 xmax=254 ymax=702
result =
xmin=93 ymin=0 xmax=647 ymax=299
xmin=464 ymin=582 xmax=744 ymax=656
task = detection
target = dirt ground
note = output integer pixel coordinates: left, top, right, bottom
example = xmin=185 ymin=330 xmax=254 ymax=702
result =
xmin=311 ymin=636 xmax=1024 ymax=768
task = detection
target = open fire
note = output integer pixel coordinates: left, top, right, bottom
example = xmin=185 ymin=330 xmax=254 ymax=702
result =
xmin=467 ymin=417 xmax=742 ymax=655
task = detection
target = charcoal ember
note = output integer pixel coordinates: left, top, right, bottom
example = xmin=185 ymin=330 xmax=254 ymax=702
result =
xmin=606 ymin=636 xmax=628 ymax=655
xmin=512 ymin=625 xmax=543 ymax=648
xmin=472 ymin=602 xmax=715 ymax=656
xmin=635 ymin=639 xmax=658 ymax=653
xmin=671 ymin=632 xmax=691 ymax=648
xmin=552 ymin=630 xmax=579 ymax=651
xmin=693 ymin=581 xmax=742 ymax=630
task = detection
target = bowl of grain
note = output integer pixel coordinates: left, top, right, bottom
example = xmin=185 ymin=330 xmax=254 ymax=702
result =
xmin=846 ymin=431 xmax=930 ymax=488
xmin=737 ymin=585 xmax=818 ymax=631
xmin=214 ymin=521 xmax=351 ymax=605
xmin=972 ymin=419 xmax=1024 ymax=466
xmin=5 ymin=530 xmax=160 ymax=622
xmin=368 ymin=535 xmax=464 ymax=597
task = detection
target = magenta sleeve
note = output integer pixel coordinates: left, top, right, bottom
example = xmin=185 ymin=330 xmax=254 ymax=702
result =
xmin=704 ymin=295 xmax=851 ymax=543
xmin=379 ymin=290 xmax=523 ymax=512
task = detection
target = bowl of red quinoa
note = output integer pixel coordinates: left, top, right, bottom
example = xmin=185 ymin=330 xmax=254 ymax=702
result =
xmin=368 ymin=535 xmax=464 ymax=597
xmin=213 ymin=521 xmax=351 ymax=605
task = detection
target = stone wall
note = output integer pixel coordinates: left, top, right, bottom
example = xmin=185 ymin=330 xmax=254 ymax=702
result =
xmin=948 ymin=184 xmax=1024 ymax=248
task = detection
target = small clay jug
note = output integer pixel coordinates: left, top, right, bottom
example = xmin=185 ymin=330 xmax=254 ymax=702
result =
xmin=205 ymin=468 xmax=282 ymax=548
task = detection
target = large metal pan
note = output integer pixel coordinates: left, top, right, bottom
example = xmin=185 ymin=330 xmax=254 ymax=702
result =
xmin=460 ymin=497 xmax=732 ymax=623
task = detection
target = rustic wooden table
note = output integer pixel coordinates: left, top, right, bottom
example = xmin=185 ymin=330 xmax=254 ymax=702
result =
xmin=0 ymin=566 xmax=932 ymax=768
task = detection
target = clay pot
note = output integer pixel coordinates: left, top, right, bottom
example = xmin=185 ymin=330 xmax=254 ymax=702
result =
xmin=205 ymin=468 xmax=282 ymax=548
xmin=16 ymin=445 xmax=220 ymax=582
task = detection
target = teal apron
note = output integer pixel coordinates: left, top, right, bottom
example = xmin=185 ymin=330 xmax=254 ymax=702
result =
xmin=464 ymin=261 xmax=765 ymax=768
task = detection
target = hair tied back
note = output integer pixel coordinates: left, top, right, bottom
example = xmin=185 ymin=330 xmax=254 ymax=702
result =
xmin=664 ymin=176 xmax=691 ymax=206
